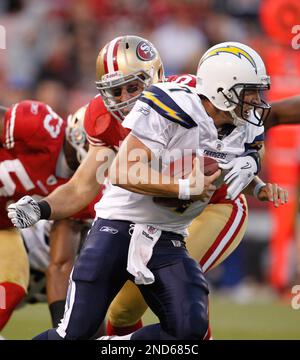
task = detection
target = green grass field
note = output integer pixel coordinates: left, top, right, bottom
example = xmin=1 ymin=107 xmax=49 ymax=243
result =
xmin=2 ymin=292 xmax=300 ymax=340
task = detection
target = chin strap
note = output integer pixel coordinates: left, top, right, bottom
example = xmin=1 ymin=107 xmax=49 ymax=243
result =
xmin=219 ymin=89 xmax=244 ymax=127
xmin=229 ymin=109 xmax=244 ymax=127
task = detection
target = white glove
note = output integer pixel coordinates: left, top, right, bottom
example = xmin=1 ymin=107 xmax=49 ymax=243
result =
xmin=219 ymin=156 xmax=257 ymax=200
xmin=7 ymin=195 xmax=41 ymax=228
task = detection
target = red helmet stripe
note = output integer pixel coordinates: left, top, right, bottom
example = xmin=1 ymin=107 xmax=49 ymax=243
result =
xmin=105 ymin=37 xmax=122 ymax=73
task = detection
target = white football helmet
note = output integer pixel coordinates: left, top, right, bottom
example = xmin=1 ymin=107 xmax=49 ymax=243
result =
xmin=95 ymin=35 xmax=164 ymax=122
xmin=66 ymin=105 xmax=88 ymax=163
xmin=196 ymin=42 xmax=271 ymax=126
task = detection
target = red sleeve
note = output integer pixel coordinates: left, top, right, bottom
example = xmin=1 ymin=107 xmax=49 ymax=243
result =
xmin=84 ymin=95 xmax=130 ymax=149
xmin=167 ymin=74 xmax=197 ymax=88
xmin=3 ymin=100 xmax=65 ymax=151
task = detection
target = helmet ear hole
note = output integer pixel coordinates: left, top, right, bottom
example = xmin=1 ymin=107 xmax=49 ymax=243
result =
xmin=158 ymin=67 xmax=163 ymax=81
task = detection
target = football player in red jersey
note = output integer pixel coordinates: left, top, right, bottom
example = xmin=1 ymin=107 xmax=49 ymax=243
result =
xmin=0 ymin=100 xmax=65 ymax=332
xmin=0 ymin=102 xmax=99 ymax=332
xmin=7 ymin=36 xmax=290 ymax=340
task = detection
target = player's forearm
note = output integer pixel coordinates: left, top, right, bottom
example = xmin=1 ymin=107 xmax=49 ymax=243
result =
xmin=243 ymin=176 xmax=265 ymax=196
xmin=110 ymin=160 xmax=179 ymax=197
xmin=109 ymin=133 xmax=180 ymax=197
xmin=266 ymin=95 xmax=300 ymax=130
xmin=44 ymin=145 xmax=111 ymax=219
xmin=44 ymin=180 xmax=99 ymax=220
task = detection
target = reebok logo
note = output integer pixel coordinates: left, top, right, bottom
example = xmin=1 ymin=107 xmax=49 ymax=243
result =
xmin=142 ymin=230 xmax=154 ymax=241
xmin=100 ymin=226 xmax=118 ymax=234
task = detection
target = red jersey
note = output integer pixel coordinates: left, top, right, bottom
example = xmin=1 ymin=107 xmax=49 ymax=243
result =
xmin=0 ymin=101 xmax=97 ymax=228
xmin=167 ymin=74 xmax=197 ymax=87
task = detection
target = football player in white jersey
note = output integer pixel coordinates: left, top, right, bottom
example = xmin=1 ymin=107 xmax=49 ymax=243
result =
xmin=93 ymin=42 xmax=270 ymax=233
xmin=8 ymin=41 xmax=276 ymax=340
xmin=94 ymin=42 xmax=271 ymax=340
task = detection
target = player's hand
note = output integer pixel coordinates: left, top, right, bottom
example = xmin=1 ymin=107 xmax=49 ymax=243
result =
xmin=7 ymin=195 xmax=41 ymax=228
xmin=256 ymin=183 xmax=288 ymax=207
xmin=220 ymin=156 xmax=257 ymax=200
xmin=189 ymin=157 xmax=222 ymax=201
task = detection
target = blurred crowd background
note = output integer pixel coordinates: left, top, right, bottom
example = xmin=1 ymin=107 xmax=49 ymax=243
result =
xmin=1 ymin=0 xmax=300 ymax=300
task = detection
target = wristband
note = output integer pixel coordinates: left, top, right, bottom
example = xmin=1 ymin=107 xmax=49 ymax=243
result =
xmin=253 ymin=182 xmax=266 ymax=199
xmin=178 ymin=179 xmax=190 ymax=200
xmin=38 ymin=200 xmax=52 ymax=220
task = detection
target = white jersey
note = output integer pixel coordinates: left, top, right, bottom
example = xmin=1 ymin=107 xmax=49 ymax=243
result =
xmin=95 ymin=82 xmax=263 ymax=236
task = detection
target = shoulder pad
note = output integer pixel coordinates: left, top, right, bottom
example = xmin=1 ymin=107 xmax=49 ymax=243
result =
xmin=139 ymin=84 xmax=197 ymax=129
xmin=4 ymin=100 xmax=65 ymax=150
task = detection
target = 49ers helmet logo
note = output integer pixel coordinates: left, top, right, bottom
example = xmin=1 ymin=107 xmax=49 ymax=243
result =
xmin=136 ymin=41 xmax=156 ymax=61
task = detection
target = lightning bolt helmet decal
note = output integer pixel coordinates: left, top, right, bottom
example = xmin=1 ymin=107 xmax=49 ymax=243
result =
xmin=199 ymin=45 xmax=257 ymax=74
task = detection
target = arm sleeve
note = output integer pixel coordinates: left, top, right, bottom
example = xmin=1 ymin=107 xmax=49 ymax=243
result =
xmin=84 ymin=96 xmax=129 ymax=148
xmin=84 ymin=97 xmax=109 ymax=146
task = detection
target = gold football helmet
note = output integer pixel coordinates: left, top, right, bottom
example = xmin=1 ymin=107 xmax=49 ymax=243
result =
xmin=95 ymin=35 xmax=164 ymax=122
xmin=66 ymin=105 xmax=88 ymax=163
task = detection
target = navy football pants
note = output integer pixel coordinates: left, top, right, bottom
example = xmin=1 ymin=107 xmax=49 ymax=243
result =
xmin=34 ymin=218 xmax=209 ymax=340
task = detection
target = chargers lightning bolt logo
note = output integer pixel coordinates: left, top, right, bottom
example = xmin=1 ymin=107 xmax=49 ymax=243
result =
xmin=139 ymin=85 xmax=197 ymax=129
xmin=142 ymin=90 xmax=183 ymax=122
xmin=200 ymin=45 xmax=257 ymax=73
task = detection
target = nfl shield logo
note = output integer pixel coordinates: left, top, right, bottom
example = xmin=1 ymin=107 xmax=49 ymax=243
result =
xmin=215 ymin=140 xmax=223 ymax=151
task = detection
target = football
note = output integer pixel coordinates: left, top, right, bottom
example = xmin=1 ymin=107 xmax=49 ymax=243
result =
xmin=153 ymin=155 xmax=219 ymax=208
xmin=202 ymin=156 xmax=219 ymax=176
xmin=163 ymin=154 xmax=219 ymax=179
